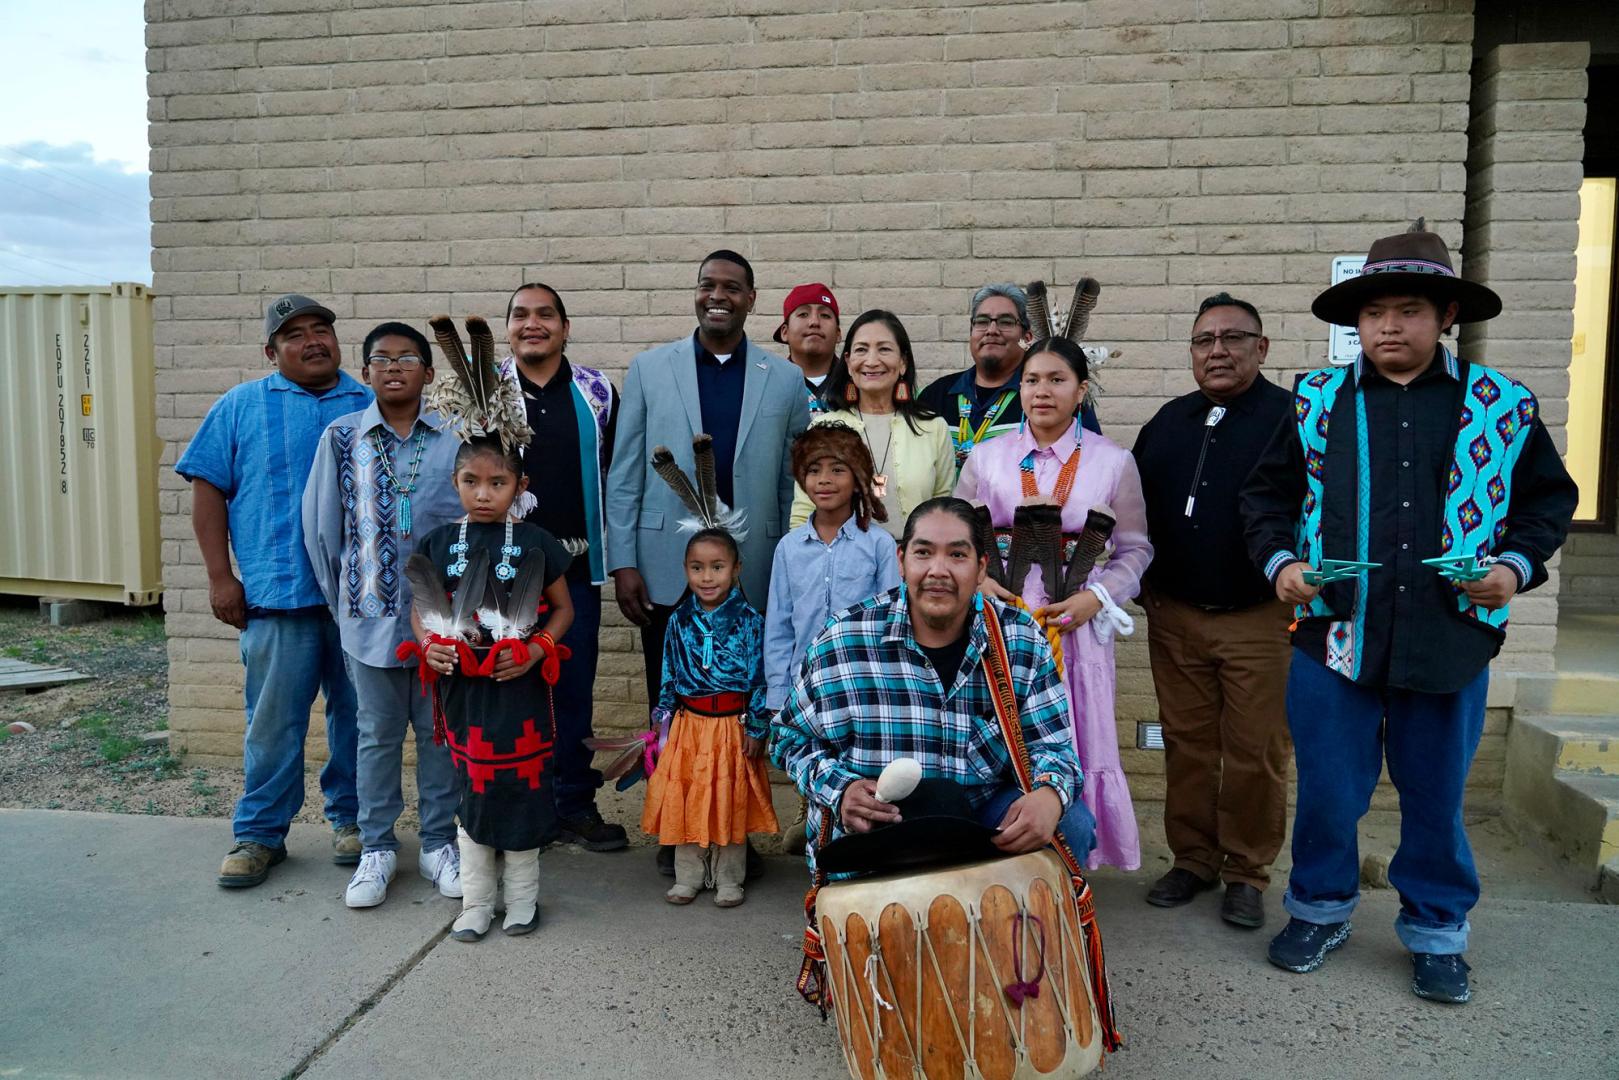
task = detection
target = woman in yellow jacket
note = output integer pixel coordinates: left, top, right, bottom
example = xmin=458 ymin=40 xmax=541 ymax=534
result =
xmin=789 ymin=310 xmax=956 ymax=540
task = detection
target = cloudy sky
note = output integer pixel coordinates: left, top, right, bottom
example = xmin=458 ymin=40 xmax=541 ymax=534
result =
xmin=0 ymin=1 xmax=151 ymax=286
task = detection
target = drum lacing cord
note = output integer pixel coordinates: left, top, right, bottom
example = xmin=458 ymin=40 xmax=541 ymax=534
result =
xmin=862 ymin=954 xmax=895 ymax=1043
xmin=1003 ymin=913 xmax=1045 ymax=1005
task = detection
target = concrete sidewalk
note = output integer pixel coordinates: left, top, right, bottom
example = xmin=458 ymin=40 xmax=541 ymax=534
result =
xmin=2 ymin=809 xmax=1615 ymax=1079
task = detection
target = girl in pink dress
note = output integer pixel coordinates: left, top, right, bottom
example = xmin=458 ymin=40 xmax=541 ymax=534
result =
xmin=955 ymin=338 xmax=1152 ymax=870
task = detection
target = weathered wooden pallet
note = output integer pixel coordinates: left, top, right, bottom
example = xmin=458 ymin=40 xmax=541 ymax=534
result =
xmin=0 ymin=658 xmax=93 ymax=693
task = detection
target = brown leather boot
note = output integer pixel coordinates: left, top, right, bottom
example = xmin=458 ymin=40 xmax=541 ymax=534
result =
xmin=217 ymin=841 xmax=287 ymax=889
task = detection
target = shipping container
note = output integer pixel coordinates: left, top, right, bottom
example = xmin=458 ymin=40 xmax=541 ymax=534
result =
xmin=0 ymin=284 xmax=161 ymax=605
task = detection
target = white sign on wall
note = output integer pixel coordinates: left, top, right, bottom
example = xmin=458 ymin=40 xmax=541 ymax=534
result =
xmin=1328 ymin=256 xmax=1366 ymax=365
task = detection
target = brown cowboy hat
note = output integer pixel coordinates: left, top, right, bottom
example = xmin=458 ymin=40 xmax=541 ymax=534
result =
xmin=1311 ymin=219 xmax=1502 ymax=327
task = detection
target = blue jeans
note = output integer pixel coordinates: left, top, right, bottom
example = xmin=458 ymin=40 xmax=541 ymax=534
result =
xmin=1284 ymin=649 xmax=1488 ymax=955
xmin=979 ymin=785 xmax=1098 ymax=861
xmin=234 ymin=612 xmax=359 ymax=847
xmin=551 ymin=580 xmax=604 ymax=819
xmin=345 ymin=656 xmax=459 ymax=855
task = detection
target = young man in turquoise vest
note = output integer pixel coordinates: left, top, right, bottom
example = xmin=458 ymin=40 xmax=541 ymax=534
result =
xmin=1240 ymin=223 xmax=1577 ymax=1004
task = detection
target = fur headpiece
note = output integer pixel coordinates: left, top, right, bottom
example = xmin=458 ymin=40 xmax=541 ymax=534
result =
xmin=790 ymin=421 xmax=887 ymax=530
xmin=651 ymin=434 xmax=748 ymax=541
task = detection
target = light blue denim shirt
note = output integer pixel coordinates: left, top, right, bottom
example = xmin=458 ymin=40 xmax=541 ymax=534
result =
xmin=763 ymin=513 xmax=901 ymax=710
xmin=302 ymin=401 xmax=464 ymax=668
xmin=176 ymin=371 xmax=372 ymax=611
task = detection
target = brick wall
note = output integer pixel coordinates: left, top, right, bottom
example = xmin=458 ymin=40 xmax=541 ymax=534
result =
xmin=150 ymin=0 xmax=1510 ymax=789
xmin=1457 ymin=40 xmax=1589 ymax=669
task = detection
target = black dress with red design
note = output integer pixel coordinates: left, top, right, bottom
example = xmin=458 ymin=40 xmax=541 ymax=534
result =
xmin=416 ymin=521 xmax=572 ymax=851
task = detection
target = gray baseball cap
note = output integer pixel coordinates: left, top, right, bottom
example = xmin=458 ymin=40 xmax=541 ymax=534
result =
xmin=264 ymin=294 xmax=336 ymax=342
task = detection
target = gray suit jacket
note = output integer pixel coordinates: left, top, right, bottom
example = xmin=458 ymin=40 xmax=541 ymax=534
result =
xmin=606 ymin=334 xmax=812 ymax=607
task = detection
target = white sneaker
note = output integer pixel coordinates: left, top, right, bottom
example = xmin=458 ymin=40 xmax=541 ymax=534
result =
xmin=419 ymin=843 xmax=463 ymax=898
xmin=344 ymin=850 xmax=397 ymax=908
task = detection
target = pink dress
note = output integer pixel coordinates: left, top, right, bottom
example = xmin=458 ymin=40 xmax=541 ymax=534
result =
xmin=955 ymin=421 xmax=1152 ymax=870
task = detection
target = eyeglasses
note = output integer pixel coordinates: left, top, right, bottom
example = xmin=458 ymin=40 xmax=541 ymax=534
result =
xmin=365 ymin=354 xmax=425 ymax=369
xmin=1189 ymin=331 xmax=1261 ymax=352
xmin=970 ymin=314 xmax=1022 ymax=332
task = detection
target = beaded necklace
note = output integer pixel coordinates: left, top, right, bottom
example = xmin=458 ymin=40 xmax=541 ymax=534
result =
xmin=1019 ymin=431 xmax=1082 ymax=503
xmin=956 ymin=389 xmax=1017 ymax=464
xmin=370 ymin=427 xmax=427 ymax=538
xmin=447 ymin=515 xmax=523 ymax=581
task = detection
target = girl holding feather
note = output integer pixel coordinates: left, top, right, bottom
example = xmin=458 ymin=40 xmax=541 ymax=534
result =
xmin=403 ymin=316 xmax=576 ymax=942
xmin=639 ymin=436 xmax=779 ymax=908
xmin=954 ymin=336 xmax=1152 ymax=871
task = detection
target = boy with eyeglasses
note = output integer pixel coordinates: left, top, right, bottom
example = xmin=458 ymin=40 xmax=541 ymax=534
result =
xmin=1131 ymin=292 xmax=1295 ymax=930
xmin=303 ymin=321 xmax=468 ymax=910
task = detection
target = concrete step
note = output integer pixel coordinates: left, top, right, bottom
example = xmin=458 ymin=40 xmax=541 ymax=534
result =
xmin=1519 ymin=714 xmax=1619 ymax=776
xmin=1514 ymin=672 xmax=1619 ymax=717
xmin=1554 ymin=773 xmax=1619 ymax=868
xmin=1505 ymin=718 xmax=1619 ymax=880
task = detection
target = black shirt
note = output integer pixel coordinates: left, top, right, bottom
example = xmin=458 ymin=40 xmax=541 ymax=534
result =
xmin=1241 ymin=353 xmax=1578 ymax=693
xmin=515 ymin=357 xmax=619 ymax=583
xmin=1133 ymin=374 xmax=1293 ymax=609
xmin=919 ymin=626 xmax=972 ymax=689
xmin=919 ymin=365 xmax=1103 ymax=447
xmin=415 ymin=520 xmax=572 ymax=645
xmin=693 ymin=331 xmax=747 ymax=509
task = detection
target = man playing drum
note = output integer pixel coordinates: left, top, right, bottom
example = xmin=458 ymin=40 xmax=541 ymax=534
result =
xmin=773 ymin=497 xmax=1116 ymax=1080
xmin=771 ymin=496 xmax=1096 ymax=870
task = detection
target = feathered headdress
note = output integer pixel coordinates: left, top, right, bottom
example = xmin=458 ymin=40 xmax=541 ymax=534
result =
xmin=651 ymin=434 xmax=748 ymax=541
xmin=1025 ymin=277 xmax=1119 ymax=411
xmin=1024 ymin=278 xmax=1103 ymax=345
xmin=425 ymin=314 xmax=537 ymax=517
xmin=424 ymin=315 xmax=532 ymax=456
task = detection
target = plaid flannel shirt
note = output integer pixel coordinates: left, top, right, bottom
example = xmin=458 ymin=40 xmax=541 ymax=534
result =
xmin=771 ymin=587 xmax=1080 ymax=827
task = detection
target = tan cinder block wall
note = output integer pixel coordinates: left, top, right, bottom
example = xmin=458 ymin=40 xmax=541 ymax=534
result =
xmin=1457 ymin=41 xmax=1588 ymax=677
xmin=1559 ymin=465 xmax=1618 ymax=613
xmin=149 ymin=0 xmax=1513 ymax=792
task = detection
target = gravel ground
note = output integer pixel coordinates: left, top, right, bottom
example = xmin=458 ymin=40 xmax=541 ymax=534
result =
xmin=0 ymin=597 xmax=298 ymax=827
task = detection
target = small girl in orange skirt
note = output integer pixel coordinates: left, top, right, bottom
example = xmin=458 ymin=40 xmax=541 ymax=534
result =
xmin=642 ymin=528 xmax=779 ymax=907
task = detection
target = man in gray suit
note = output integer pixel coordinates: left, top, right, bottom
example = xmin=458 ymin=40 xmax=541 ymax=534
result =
xmin=607 ymin=249 xmax=812 ymax=704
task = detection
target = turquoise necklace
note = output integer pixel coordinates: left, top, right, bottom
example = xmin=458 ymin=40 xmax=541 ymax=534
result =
xmin=371 ymin=427 xmax=427 ymax=538
xmin=448 ymin=516 xmax=522 ymax=581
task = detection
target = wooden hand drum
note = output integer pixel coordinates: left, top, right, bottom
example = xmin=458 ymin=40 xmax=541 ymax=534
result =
xmin=817 ymin=850 xmax=1102 ymax=1080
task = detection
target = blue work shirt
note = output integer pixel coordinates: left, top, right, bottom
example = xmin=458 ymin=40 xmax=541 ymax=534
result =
xmin=762 ymin=513 xmax=901 ymax=710
xmin=177 ymin=370 xmax=373 ymax=612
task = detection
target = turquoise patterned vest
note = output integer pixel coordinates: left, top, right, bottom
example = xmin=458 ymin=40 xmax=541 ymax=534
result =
xmin=1291 ymin=348 xmax=1536 ymax=679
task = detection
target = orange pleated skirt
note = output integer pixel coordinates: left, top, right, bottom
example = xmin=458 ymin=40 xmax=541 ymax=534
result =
xmin=641 ymin=709 xmax=780 ymax=846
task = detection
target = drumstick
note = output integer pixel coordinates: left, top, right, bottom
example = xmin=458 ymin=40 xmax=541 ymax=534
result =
xmin=875 ymin=757 xmax=922 ymax=803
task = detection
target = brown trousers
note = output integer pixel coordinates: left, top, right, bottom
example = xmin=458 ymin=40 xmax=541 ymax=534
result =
xmin=1144 ymin=586 xmax=1293 ymax=889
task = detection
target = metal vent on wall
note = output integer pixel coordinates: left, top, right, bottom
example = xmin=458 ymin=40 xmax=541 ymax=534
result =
xmin=1136 ymin=722 xmax=1165 ymax=751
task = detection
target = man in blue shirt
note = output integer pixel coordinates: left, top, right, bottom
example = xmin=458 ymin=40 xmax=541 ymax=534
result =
xmin=177 ymin=295 xmax=373 ymax=889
